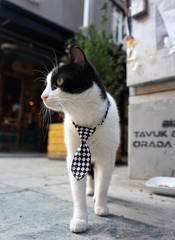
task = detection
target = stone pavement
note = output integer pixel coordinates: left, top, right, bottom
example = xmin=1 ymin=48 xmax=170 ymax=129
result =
xmin=0 ymin=156 xmax=175 ymax=240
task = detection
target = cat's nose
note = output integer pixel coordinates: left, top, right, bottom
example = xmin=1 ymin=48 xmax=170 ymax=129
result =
xmin=41 ymin=94 xmax=48 ymax=101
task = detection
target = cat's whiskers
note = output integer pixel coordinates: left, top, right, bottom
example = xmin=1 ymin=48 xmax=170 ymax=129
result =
xmin=34 ymin=76 xmax=46 ymax=83
xmin=34 ymin=69 xmax=48 ymax=77
xmin=40 ymin=104 xmax=48 ymax=125
xmin=43 ymin=54 xmax=57 ymax=70
xmin=40 ymin=104 xmax=54 ymax=140
xmin=55 ymin=102 xmax=65 ymax=112
xmin=41 ymin=62 xmax=50 ymax=75
xmin=51 ymin=48 xmax=58 ymax=67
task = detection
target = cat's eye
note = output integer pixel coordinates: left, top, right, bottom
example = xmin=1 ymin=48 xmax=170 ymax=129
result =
xmin=56 ymin=77 xmax=64 ymax=87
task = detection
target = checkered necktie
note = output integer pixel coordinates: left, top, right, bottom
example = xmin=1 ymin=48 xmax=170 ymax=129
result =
xmin=71 ymin=124 xmax=96 ymax=181
xmin=71 ymin=100 xmax=110 ymax=181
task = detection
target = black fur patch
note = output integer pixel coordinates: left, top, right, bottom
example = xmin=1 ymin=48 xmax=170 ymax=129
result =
xmin=51 ymin=62 xmax=107 ymax=100
xmin=88 ymin=163 xmax=94 ymax=179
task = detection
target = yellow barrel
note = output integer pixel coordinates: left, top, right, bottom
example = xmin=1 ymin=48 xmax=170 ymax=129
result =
xmin=47 ymin=123 xmax=67 ymax=159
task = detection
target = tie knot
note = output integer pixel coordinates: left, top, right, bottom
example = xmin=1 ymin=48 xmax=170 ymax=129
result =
xmin=75 ymin=126 xmax=96 ymax=143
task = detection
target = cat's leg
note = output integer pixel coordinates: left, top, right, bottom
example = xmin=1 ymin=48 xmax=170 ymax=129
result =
xmin=86 ymin=175 xmax=94 ymax=196
xmin=94 ymin=153 xmax=115 ymax=216
xmin=86 ymin=163 xmax=94 ymax=196
xmin=67 ymin=160 xmax=88 ymax=233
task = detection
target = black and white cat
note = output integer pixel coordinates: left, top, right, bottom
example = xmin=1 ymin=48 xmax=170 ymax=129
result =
xmin=41 ymin=46 xmax=120 ymax=233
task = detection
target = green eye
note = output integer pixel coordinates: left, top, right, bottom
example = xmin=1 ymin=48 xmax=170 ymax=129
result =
xmin=56 ymin=77 xmax=64 ymax=87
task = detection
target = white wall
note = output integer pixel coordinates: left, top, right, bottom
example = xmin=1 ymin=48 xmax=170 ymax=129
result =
xmin=127 ymin=0 xmax=175 ymax=86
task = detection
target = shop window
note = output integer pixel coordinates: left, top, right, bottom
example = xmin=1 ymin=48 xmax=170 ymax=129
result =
xmin=112 ymin=7 xmax=125 ymax=45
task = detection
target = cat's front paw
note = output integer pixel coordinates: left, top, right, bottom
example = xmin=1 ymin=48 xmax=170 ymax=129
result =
xmin=95 ymin=206 xmax=109 ymax=216
xmin=70 ymin=218 xmax=88 ymax=233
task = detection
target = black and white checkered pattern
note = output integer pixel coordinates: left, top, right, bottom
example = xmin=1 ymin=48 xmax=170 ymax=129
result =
xmin=71 ymin=125 xmax=96 ymax=181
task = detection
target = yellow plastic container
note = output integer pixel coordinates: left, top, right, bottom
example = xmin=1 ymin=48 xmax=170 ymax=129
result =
xmin=47 ymin=123 xmax=67 ymax=159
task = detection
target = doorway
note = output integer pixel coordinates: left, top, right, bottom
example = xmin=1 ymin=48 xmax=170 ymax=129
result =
xmin=0 ymin=46 xmax=55 ymax=152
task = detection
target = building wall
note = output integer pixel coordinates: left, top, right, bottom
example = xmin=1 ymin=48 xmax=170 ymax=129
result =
xmin=7 ymin=0 xmax=84 ymax=32
xmin=7 ymin=0 xmax=124 ymax=36
xmin=127 ymin=0 xmax=175 ymax=179
xmin=88 ymin=0 xmax=112 ymax=35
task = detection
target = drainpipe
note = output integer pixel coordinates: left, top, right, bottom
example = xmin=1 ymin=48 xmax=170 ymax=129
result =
xmin=83 ymin=0 xmax=90 ymax=28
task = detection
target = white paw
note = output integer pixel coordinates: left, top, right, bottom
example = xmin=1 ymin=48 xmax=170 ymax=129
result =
xmin=70 ymin=218 xmax=88 ymax=233
xmin=95 ymin=206 xmax=109 ymax=216
xmin=86 ymin=188 xmax=94 ymax=196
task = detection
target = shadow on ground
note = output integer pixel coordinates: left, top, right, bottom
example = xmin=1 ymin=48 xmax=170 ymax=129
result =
xmin=1 ymin=188 xmax=174 ymax=240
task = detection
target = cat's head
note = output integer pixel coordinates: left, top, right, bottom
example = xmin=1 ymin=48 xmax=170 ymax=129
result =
xmin=41 ymin=46 xmax=106 ymax=113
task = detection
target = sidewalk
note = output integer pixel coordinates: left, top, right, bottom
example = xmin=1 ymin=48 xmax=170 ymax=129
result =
xmin=0 ymin=156 xmax=174 ymax=240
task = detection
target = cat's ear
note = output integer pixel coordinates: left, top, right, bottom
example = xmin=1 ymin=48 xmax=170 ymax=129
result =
xmin=70 ymin=45 xmax=88 ymax=70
